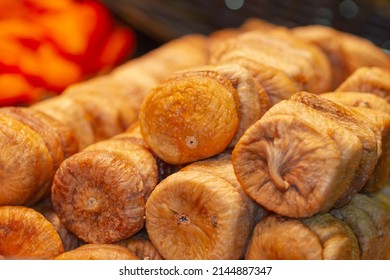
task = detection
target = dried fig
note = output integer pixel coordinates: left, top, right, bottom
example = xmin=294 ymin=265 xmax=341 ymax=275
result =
xmin=0 ymin=115 xmax=52 ymax=206
xmin=217 ymin=56 xmax=297 ymax=106
xmin=321 ymin=92 xmax=390 ymax=115
xmin=232 ymin=107 xmax=361 ymax=217
xmin=291 ymin=92 xmax=380 ymax=207
xmin=85 ymin=138 xmax=158 ymax=199
xmin=336 ymin=67 xmax=390 ymax=102
xmin=245 ymin=215 xmax=323 ymax=260
xmin=31 ymin=95 xmax=94 ymax=150
xmin=145 ymin=170 xmax=250 ymax=259
xmin=245 ymin=213 xmax=359 ymax=260
xmin=172 ymin=63 xmax=269 ymax=146
xmin=139 ymin=71 xmax=240 ymax=164
xmin=117 ymin=231 xmax=163 ymax=260
xmin=0 ymin=206 xmax=64 ymax=259
xmin=55 ymin=244 xmax=138 ymax=260
xmin=52 ymin=150 xmax=145 ymax=243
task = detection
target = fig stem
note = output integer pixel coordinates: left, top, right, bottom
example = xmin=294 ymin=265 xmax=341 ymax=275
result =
xmin=265 ymin=143 xmax=290 ymax=192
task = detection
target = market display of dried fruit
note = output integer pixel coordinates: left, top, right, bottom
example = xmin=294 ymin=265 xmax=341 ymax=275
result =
xmin=1 ymin=16 xmax=390 ymax=260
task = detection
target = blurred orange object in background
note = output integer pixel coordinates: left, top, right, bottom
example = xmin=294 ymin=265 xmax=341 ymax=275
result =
xmin=0 ymin=0 xmax=136 ymax=106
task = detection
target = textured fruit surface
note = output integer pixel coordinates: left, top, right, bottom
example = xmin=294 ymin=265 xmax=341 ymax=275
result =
xmin=0 ymin=206 xmax=64 ymax=259
xmin=146 ymin=170 xmax=250 ymax=259
xmin=233 ymin=114 xmax=343 ymax=217
xmin=55 ymin=244 xmax=138 ymax=260
xmin=52 ymin=150 xmax=145 ymax=243
xmin=139 ymin=72 xmax=239 ymax=164
xmin=245 ymin=215 xmax=323 ymax=260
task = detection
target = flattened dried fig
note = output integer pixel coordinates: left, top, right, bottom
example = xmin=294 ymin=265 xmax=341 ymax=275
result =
xmin=0 ymin=206 xmax=64 ymax=259
xmin=336 ymin=67 xmax=390 ymax=102
xmin=117 ymin=231 xmax=163 ymax=260
xmin=139 ymin=71 xmax=240 ymax=164
xmin=321 ymin=92 xmax=390 ymax=115
xmin=291 ymin=92 xmax=380 ymax=207
xmin=85 ymin=138 xmax=158 ymax=199
xmin=0 ymin=116 xmax=52 ymax=206
xmin=245 ymin=215 xmax=323 ymax=260
xmin=55 ymin=244 xmax=138 ymax=260
xmin=52 ymin=150 xmax=145 ymax=243
xmin=31 ymin=95 xmax=94 ymax=150
xmin=173 ymin=63 xmax=269 ymax=146
xmin=233 ymin=113 xmax=353 ymax=217
xmin=302 ymin=214 xmax=359 ymax=259
xmin=145 ymin=171 xmax=250 ymax=259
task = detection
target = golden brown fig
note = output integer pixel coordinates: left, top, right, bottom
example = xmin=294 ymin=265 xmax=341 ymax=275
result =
xmin=172 ymin=63 xmax=269 ymax=146
xmin=55 ymin=244 xmax=139 ymax=260
xmin=0 ymin=107 xmax=78 ymax=202
xmin=145 ymin=170 xmax=250 ymax=259
xmin=85 ymin=139 xmax=158 ymax=199
xmin=232 ymin=107 xmax=361 ymax=217
xmin=291 ymin=92 xmax=380 ymax=207
xmin=292 ymin=26 xmax=390 ymax=88
xmin=0 ymin=206 xmax=64 ymax=259
xmin=33 ymin=199 xmax=84 ymax=252
xmin=0 ymin=116 xmax=52 ymax=206
xmin=336 ymin=67 xmax=390 ymax=102
xmin=252 ymin=99 xmax=362 ymax=212
xmin=245 ymin=215 xmax=323 ymax=260
xmin=139 ymin=71 xmax=240 ymax=165
xmin=210 ymin=29 xmax=332 ymax=94
xmin=245 ymin=213 xmax=359 ymax=260
xmin=181 ymin=152 xmax=267 ymax=229
xmin=31 ymin=95 xmax=95 ymax=150
xmin=218 ymin=56 xmax=297 ymax=106
xmin=117 ymin=231 xmax=163 ymax=260
xmin=321 ymin=91 xmax=390 ymax=115
xmin=52 ymin=150 xmax=146 ymax=243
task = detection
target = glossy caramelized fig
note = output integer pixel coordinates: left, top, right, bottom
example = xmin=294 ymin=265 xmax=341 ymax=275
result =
xmin=52 ymin=150 xmax=146 ymax=244
xmin=139 ymin=71 xmax=240 ymax=165
xmin=336 ymin=67 xmax=390 ymax=102
xmin=145 ymin=170 xmax=250 ymax=260
xmin=55 ymin=244 xmax=139 ymax=260
xmin=245 ymin=214 xmax=359 ymax=260
xmin=0 ymin=206 xmax=64 ymax=259
xmin=232 ymin=101 xmax=362 ymax=217
xmin=0 ymin=115 xmax=52 ymax=206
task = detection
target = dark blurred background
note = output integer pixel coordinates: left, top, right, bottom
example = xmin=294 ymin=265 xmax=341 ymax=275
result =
xmin=101 ymin=0 xmax=390 ymax=57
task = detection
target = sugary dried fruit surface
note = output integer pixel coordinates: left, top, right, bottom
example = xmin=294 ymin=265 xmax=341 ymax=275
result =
xmin=55 ymin=244 xmax=139 ymax=260
xmin=139 ymin=72 xmax=239 ymax=164
xmin=146 ymin=170 xmax=250 ymax=259
xmin=52 ymin=150 xmax=145 ymax=243
xmin=0 ymin=206 xmax=64 ymax=259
